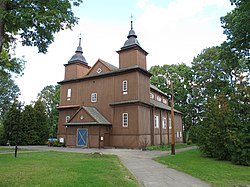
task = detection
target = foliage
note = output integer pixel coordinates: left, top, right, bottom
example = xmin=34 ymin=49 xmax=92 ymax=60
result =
xmin=37 ymin=84 xmax=60 ymax=137
xmin=0 ymin=0 xmax=83 ymax=53
xmin=47 ymin=139 xmax=65 ymax=147
xmin=0 ymin=73 xmax=20 ymax=121
xmin=154 ymin=149 xmax=250 ymax=187
xmin=145 ymin=143 xmax=194 ymax=151
xmin=192 ymin=45 xmax=250 ymax=166
xmin=221 ymin=0 xmax=250 ymax=57
xmin=0 ymin=151 xmax=139 ymax=187
xmin=33 ymin=99 xmax=49 ymax=144
xmin=2 ymin=99 xmax=49 ymax=145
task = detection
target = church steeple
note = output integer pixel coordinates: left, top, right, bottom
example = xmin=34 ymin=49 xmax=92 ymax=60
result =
xmin=64 ymin=37 xmax=91 ymax=80
xmin=68 ymin=37 xmax=88 ymax=65
xmin=117 ymin=19 xmax=148 ymax=70
xmin=122 ymin=20 xmax=140 ymax=48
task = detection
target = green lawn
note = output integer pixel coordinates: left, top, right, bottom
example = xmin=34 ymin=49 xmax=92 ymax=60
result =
xmin=145 ymin=143 xmax=194 ymax=151
xmin=0 ymin=151 xmax=139 ymax=187
xmin=154 ymin=149 xmax=250 ymax=187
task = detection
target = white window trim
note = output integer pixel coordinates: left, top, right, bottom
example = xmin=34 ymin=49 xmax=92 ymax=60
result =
xmin=66 ymin=116 xmax=70 ymax=123
xmin=123 ymin=80 xmax=128 ymax=94
xmin=67 ymin=89 xmax=71 ymax=100
xmin=122 ymin=113 xmax=128 ymax=127
xmin=162 ymin=117 xmax=167 ymax=129
xmin=97 ymin=68 xmax=102 ymax=74
xmin=169 ymin=117 xmax=172 ymax=129
xmin=91 ymin=93 xmax=97 ymax=102
xmin=154 ymin=115 xmax=159 ymax=128
xmin=150 ymin=93 xmax=154 ymax=99
xmin=163 ymin=99 xmax=167 ymax=104
xmin=157 ymin=96 xmax=162 ymax=102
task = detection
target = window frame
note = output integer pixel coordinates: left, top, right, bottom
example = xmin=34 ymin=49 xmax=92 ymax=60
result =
xmin=67 ymin=88 xmax=71 ymax=100
xmin=162 ymin=117 xmax=167 ymax=129
xmin=169 ymin=117 xmax=172 ymax=129
xmin=65 ymin=116 xmax=70 ymax=123
xmin=122 ymin=80 xmax=128 ymax=94
xmin=122 ymin=113 xmax=128 ymax=127
xmin=97 ymin=68 xmax=102 ymax=74
xmin=91 ymin=93 xmax=97 ymax=102
xmin=154 ymin=115 xmax=159 ymax=128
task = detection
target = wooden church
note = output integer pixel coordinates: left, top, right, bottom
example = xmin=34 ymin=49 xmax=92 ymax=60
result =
xmin=57 ymin=21 xmax=183 ymax=148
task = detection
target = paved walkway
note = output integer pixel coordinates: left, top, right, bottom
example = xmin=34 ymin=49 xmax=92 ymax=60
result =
xmin=5 ymin=146 xmax=210 ymax=187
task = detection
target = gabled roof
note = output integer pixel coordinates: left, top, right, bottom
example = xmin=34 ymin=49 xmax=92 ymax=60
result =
xmin=65 ymin=106 xmax=111 ymax=126
xmin=87 ymin=58 xmax=118 ymax=75
xmin=99 ymin=59 xmax=118 ymax=71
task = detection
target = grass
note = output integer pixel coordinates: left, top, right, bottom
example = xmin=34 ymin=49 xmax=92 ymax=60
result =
xmin=145 ymin=143 xmax=194 ymax=151
xmin=154 ymin=149 xmax=250 ymax=187
xmin=0 ymin=151 xmax=139 ymax=187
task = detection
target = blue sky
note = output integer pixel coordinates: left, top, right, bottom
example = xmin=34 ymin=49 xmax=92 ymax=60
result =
xmin=15 ymin=0 xmax=233 ymax=104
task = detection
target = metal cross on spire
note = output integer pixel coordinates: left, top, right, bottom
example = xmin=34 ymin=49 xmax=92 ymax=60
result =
xmin=130 ymin=14 xmax=133 ymax=30
xmin=79 ymin=33 xmax=82 ymax=47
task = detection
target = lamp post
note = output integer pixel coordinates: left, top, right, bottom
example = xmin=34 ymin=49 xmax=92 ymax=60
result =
xmin=15 ymin=101 xmax=24 ymax=158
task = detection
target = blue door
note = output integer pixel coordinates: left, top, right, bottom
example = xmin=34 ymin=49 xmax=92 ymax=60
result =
xmin=77 ymin=128 xmax=87 ymax=146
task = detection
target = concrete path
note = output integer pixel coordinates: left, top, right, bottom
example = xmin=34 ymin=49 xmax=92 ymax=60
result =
xmin=4 ymin=146 xmax=210 ymax=187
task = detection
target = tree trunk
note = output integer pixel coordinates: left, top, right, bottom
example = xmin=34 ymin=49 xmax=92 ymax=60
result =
xmin=0 ymin=0 xmax=7 ymax=53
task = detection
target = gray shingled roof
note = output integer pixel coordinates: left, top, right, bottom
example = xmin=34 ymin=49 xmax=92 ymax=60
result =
xmin=150 ymin=99 xmax=182 ymax=114
xmin=83 ymin=106 xmax=111 ymax=125
xmin=99 ymin=59 xmax=118 ymax=71
xmin=150 ymin=84 xmax=167 ymax=96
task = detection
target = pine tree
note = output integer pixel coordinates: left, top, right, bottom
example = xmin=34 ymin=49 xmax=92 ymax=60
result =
xmin=34 ymin=99 xmax=49 ymax=144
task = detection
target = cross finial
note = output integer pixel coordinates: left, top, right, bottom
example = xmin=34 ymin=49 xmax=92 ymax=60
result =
xmin=130 ymin=14 xmax=133 ymax=29
xmin=79 ymin=33 xmax=82 ymax=47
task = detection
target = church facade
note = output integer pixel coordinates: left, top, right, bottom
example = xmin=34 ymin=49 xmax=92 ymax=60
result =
xmin=57 ymin=22 xmax=183 ymax=148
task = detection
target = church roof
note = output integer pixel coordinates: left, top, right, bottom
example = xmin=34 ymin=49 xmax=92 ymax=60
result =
xmin=68 ymin=38 xmax=88 ymax=65
xmin=122 ymin=20 xmax=140 ymax=48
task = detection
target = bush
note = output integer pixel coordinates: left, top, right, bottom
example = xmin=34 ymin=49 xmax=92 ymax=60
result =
xmin=47 ymin=140 xmax=65 ymax=147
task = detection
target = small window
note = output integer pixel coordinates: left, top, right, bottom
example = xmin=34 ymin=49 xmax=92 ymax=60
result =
xmin=177 ymin=132 xmax=179 ymax=138
xmin=157 ymin=96 xmax=161 ymax=102
xmin=123 ymin=80 xmax=128 ymax=94
xmin=154 ymin=115 xmax=159 ymax=128
xmin=97 ymin=68 xmax=102 ymax=74
xmin=163 ymin=99 xmax=167 ymax=104
xmin=67 ymin=89 xmax=71 ymax=100
xmin=162 ymin=117 xmax=167 ymax=129
xmin=123 ymin=113 xmax=128 ymax=127
xmin=66 ymin=116 xmax=70 ymax=123
xmin=91 ymin=93 xmax=97 ymax=102
xmin=180 ymin=131 xmax=182 ymax=138
xmin=150 ymin=93 xmax=154 ymax=99
xmin=169 ymin=117 xmax=172 ymax=129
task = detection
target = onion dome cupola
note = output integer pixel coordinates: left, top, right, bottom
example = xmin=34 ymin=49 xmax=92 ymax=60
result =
xmin=64 ymin=37 xmax=91 ymax=80
xmin=122 ymin=20 xmax=140 ymax=48
xmin=118 ymin=20 xmax=148 ymax=70
xmin=68 ymin=37 xmax=88 ymax=65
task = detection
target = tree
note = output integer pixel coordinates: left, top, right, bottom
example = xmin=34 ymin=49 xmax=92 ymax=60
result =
xmin=37 ymin=85 xmax=60 ymax=137
xmin=20 ymin=104 xmax=38 ymax=145
xmin=0 ymin=0 xmax=83 ymax=76
xmin=2 ymin=100 xmax=19 ymax=145
xmin=221 ymin=0 xmax=250 ymax=57
xmin=0 ymin=73 xmax=20 ymax=120
xmin=192 ymin=44 xmax=249 ymax=165
xmin=33 ymin=99 xmax=49 ymax=144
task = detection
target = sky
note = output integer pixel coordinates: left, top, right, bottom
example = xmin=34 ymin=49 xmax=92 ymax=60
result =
xmin=14 ymin=0 xmax=233 ymax=104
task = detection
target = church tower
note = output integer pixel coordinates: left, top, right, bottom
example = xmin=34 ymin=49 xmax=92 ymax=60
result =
xmin=64 ymin=38 xmax=91 ymax=80
xmin=117 ymin=20 xmax=148 ymax=70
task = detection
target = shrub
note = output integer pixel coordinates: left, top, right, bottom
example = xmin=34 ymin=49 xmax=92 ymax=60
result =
xmin=47 ymin=140 xmax=65 ymax=147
